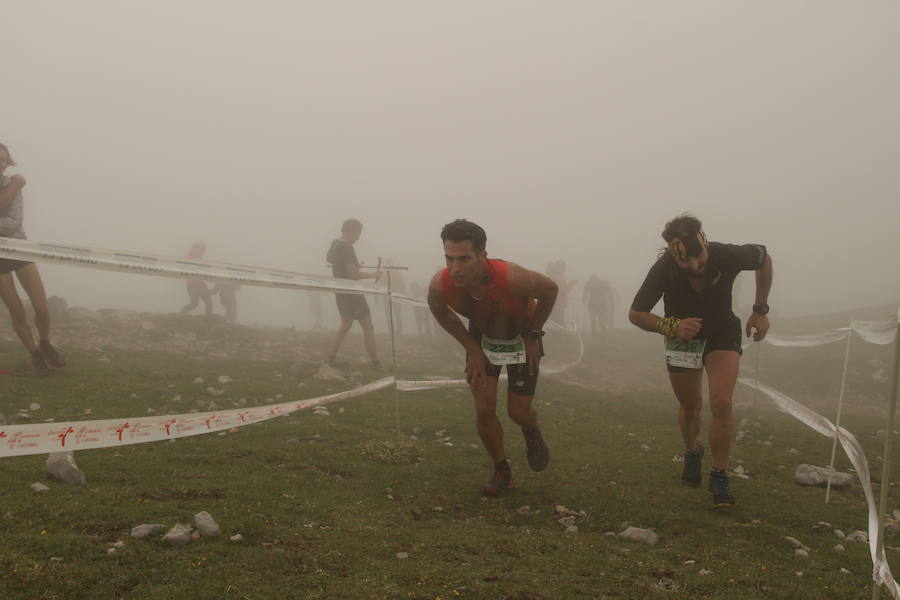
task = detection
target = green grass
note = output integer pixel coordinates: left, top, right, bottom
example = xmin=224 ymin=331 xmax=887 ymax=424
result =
xmin=0 ymin=346 xmax=897 ymax=600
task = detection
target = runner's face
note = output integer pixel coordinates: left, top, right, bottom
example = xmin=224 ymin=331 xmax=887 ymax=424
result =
xmin=675 ymin=245 xmax=708 ymax=276
xmin=444 ymin=240 xmax=485 ymax=287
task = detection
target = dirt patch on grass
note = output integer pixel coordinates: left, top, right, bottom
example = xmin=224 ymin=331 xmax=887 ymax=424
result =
xmin=135 ymin=487 xmax=226 ymax=501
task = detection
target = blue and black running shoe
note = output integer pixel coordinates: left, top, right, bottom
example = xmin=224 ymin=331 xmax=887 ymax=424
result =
xmin=708 ymin=468 xmax=736 ymax=508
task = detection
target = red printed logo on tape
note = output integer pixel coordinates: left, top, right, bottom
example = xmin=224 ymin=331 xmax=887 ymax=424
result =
xmin=116 ymin=422 xmax=130 ymax=441
xmin=202 ymin=415 xmax=216 ymax=429
xmin=58 ymin=427 xmax=75 ymax=447
xmin=163 ymin=419 xmax=177 ymax=435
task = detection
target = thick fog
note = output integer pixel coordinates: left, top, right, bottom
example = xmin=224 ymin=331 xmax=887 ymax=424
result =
xmin=4 ymin=1 xmax=899 ymax=329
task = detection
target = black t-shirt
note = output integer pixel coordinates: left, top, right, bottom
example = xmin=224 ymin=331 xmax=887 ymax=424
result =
xmin=327 ymin=240 xmax=358 ymax=279
xmin=631 ymin=242 xmax=767 ymax=339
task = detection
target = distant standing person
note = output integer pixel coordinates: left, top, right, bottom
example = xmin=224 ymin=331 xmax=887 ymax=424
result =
xmin=212 ymin=282 xmax=240 ymax=324
xmin=0 ymin=142 xmax=67 ymax=376
xmin=308 ymin=290 xmax=326 ymax=331
xmin=583 ymin=275 xmax=618 ymax=337
xmin=326 ymin=218 xmax=382 ymax=367
xmin=180 ymin=243 xmax=213 ymax=315
xmin=628 ymin=214 xmax=772 ymax=508
xmin=409 ymin=281 xmax=433 ymax=337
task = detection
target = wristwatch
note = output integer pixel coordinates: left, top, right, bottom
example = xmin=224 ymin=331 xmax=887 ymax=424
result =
xmin=527 ymin=330 xmax=545 ymax=340
xmin=752 ymin=304 xmax=770 ymax=315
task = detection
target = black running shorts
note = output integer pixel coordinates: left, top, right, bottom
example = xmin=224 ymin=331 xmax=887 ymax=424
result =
xmin=334 ymin=293 xmax=370 ymax=320
xmin=467 ymin=323 xmax=543 ymax=396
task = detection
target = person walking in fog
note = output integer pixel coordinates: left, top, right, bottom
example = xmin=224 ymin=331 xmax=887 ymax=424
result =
xmin=0 ymin=142 xmax=67 ymax=376
xmin=326 ymin=218 xmax=382 ymax=368
xmin=180 ymin=243 xmax=213 ymax=315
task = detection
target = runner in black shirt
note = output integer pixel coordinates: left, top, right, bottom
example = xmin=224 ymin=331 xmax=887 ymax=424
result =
xmin=629 ymin=214 xmax=773 ymax=508
xmin=326 ymin=218 xmax=382 ymax=368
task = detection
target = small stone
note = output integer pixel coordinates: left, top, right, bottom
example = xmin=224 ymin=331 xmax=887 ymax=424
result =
xmin=29 ymin=403 xmax=41 ymax=411
xmin=699 ymin=569 xmax=711 ymax=576
xmin=684 ymin=560 xmax=696 ymax=565
xmin=517 ymin=506 xmax=530 ymax=515
xmin=230 ymin=534 xmax=243 ymax=542
xmin=604 ymin=531 xmax=617 ymax=537
xmin=618 ymin=527 xmax=659 ymax=546
xmin=789 ymin=448 xmax=799 ymax=455
xmin=49 ymin=557 xmax=63 ymax=563
xmin=794 ymin=464 xmax=853 ymax=488
xmin=396 ymin=552 xmax=409 ymax=560
xmin=834 ymin=529 xmax=846 ymax=539
xmin=46 ymin=452 xmax=86 ymax=485
xmin=795 ymin=549 xmax=809 ymax=559
xmin=565 ymin=525 xmax=579 ymax=533
xmin=834 ymin=544 xmax=846 ymax=552
xmin=845 ymin=531 xmax=868 ymax=543
xmin=107 ymin=548 xmax=117 ymax=555
xmin=840 ymin=568 xmax=852 ymax=574
xmin=785 ymin=537 xmax=810 ymax=551
xmin=206 ymin=388 xmax=224 ymax=398
xmin=194 ymin=511 xmax=221 ymax=538
xmin=30 ymin=483 xmax=50 ymax=493
xmin=147 ymin=408 xmax=157 ymax=415
xmin=131 ymin=524 xmax=165 ymax=539
xmin=162 ymin=523 xmax=192 ymax=546
xmin=194 ymin=377 xmax=205 ymax=384
xmin=218 ymin=375 xmax=232 ymax=384
xmin=112 ymin=541 xmax=125 ymax=549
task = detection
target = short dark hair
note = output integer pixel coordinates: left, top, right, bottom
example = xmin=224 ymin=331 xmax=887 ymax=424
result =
xmin=440 ymin=219 xmax=487 ymax=253
xmin=662 ymin=213 xmax=703 ymax=242
xmin=0 ymin=143 xmax=15 ymax=167
xmin=341 ymin=218 xmax=363 ymax=235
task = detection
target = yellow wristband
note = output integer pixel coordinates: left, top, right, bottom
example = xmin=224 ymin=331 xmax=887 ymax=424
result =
xmin=656 ymin=316 xmax=681 ymax=337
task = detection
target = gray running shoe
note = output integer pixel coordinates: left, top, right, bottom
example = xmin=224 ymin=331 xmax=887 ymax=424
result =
xmin=523 ymin=426 xmax=550 ymax=472
xmin=39 ymin=340 xmax=66 ymax=369
xmin=482 ymin=469 xmax=512 ymax=496
xmin=681 ymin=444 xmax=704 ymax=487
xmin=709 ymin=468 xmax=736 ymax=508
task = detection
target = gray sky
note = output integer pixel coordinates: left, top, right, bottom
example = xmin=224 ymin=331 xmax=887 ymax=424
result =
xmin=4 ymin=1 xmax=899 ymax=326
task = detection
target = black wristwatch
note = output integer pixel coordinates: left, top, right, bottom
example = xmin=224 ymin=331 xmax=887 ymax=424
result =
xmin=752 ymin=303 xmax=770 ymax=315
xmin=527 ymin=330 xmax=545 ymax=340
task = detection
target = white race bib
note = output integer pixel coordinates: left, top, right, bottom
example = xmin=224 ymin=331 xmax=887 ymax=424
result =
xmin=665 ymin=338 xmax=707 ymax=370
xmin=481 ymin=334 xmax=527 ymax=366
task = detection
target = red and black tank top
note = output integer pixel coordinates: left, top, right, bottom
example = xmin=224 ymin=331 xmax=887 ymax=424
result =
xmin=440 ymin=259 xmax=535 ymax=337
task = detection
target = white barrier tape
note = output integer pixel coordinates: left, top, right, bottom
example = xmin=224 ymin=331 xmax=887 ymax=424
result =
xmin=853 ymin=319 xmax=899 ymax=346
xmin=764 ymin=330 xmax=850 ymax=347
xmin=0 ymin=237 xmax=386 ymax=296
xmin=739 ymin=378 xmax=900 ymax=599
xmin=0 ymin=377 xmax=394 ymax=458
xmin=740 ymin=317 xmax=898 ymax=351
xmin=397 ymin=323 xmax=584 ymax=392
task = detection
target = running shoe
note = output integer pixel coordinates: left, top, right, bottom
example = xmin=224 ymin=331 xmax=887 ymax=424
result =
xmin=522 ymin=426 xmax=550 ymax=472
xmin=681 ymin=444 xmax=704 ymax=487
xmin=482 ymin=469 xmax=512 ymax=496
xmin=38 ymin=340 xmax=66 ymax=369
xmin=30 ymin=350 xmax=52 ymax=377
xmin=708 ymin=468 xmax=736 ymax=508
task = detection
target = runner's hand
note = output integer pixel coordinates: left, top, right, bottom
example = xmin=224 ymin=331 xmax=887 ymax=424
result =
xmin=746 ymin=313 xmax=769 ymax=341
xmin=676 ymin=317 xmax=702 ymax=340
xmin=524 ymin=337 xmax=541 ymax=377
xmin=8 ymin=174 xmax=26 ymax=188
xmin=465 ymin=349 xmax=489 ymax=389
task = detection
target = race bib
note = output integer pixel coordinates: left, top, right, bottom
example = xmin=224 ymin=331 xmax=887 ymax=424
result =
xmin=665 ymin=338 xmax=707 ymax=370
xmin=481 ymin=334 xmax=527 ymax=366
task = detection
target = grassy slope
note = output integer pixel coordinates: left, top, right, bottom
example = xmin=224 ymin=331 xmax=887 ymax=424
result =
xmin=0 ymin=347 xmax=897 ymax=600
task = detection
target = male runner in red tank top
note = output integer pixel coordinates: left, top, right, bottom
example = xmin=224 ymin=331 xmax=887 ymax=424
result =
xmin=428 ymin=219 xmax=559 ymax=496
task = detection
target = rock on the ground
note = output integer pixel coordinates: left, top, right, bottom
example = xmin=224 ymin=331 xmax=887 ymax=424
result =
xmin=845 ymin=531 xmax=868 ymax=543
xmin=785 ymin=537 xmax=810 ymax=551
xmin=834 ymin=544 xmax=846 ymax=552
xmin=30 ymin=482 xmax=50 ymax=493
xmin=46 ymin=452 xmax=86 ymax=485
xmin=795 ymin=549 xmax=809 ymax=559
xmin=230 ymin=534 xmax=243 ymax=542
xmin=162 ymin=524 xmax=193 ymax=547
xmin=618 ymin=527 xmax=659 ymax=546
xmin=194 ymin=511 xmax=221 ymax=538
xmin=131 ymin=524 xmax=166 ymax=539
xmin=794 ymin=464 xmax=854 ymax=488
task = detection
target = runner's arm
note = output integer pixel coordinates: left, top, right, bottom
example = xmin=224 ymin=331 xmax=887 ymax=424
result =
xmin=506 ymin=264 xmax=558 ymax=332
xmin=426 ymin=273 xmax=481 ymax=354
xmin=754 ymin=254 xmax=773 ymax=307
xmin=0 ymin=175 xmax=25 ymax=212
